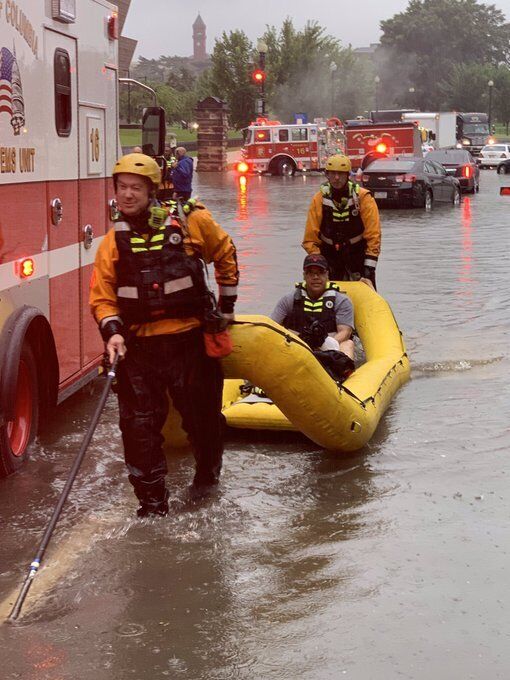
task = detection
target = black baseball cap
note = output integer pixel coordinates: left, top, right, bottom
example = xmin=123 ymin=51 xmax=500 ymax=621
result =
xmin=303 ymin=254 xmax=329 ymax=271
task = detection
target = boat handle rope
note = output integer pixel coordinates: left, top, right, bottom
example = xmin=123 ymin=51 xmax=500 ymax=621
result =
xmin=229 ymin=319 xmax=367 ymax=407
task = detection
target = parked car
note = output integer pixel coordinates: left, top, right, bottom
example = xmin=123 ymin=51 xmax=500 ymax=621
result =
xmin=425 ymin=148 xmax=480 ymax=193
xmin=497 ymin=158 xmax=510 ymax=174
xmin=360 ymin=157 xmax=461 ymax=209
xmin=478 ymin=143 xmax=510 ymax=168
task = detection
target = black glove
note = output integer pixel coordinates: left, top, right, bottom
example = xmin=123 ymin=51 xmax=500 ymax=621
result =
xmin=301 ymin=320 xmax=328 ymax=350
xmin=363 ymin=265 xmax=376 ymax=289
xmin=100 ymin=318 xmax=125 ymax=343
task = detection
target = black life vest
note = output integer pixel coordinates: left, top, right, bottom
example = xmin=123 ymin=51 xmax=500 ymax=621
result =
xmin=319 ymin=181 xmax=366 ymax=278
xmin=320 ymin=181 xmax=365 ymax=248
xmin=114 ymin=211 xmax=211 ymax=325
xmin=284 ymin=282 xmax=340 ymax=334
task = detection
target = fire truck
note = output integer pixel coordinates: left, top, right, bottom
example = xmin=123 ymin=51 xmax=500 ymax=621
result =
xmin=344 ymin=120 xmax=423 ymax=169
xmin=0 ymin=0 xmax=120 ymax=475
xmin=241 ymin=117 xmax=345 ymax=175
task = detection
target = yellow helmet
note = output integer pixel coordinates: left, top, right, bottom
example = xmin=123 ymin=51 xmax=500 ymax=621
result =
xmin=325 ymin=154 xmax=352 ymax=173
xmin=112 ymin=153 xmax=161 ymax=187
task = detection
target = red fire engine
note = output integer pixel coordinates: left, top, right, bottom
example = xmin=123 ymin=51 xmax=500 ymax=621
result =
xmin=0 ymin=0 xmax=120 ymax=475
xmin=241 ymin=117 xmax=345 ymax=175
xmin=344 ymin=121 xmax=423 ymax=168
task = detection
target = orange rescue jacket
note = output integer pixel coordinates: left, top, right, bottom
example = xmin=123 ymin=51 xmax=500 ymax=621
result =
xmin=303 ymin=188 xmax=381 ymax=260
xmin=90 ymin=204 xmax=239 ymax=337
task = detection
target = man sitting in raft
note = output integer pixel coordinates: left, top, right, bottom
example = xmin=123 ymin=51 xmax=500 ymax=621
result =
xmin=270 ymin=254 xmax=355 ymax=382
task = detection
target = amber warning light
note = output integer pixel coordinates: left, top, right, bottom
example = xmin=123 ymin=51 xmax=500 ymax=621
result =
xmin=17 ymin=258 xmax=35 ymax=279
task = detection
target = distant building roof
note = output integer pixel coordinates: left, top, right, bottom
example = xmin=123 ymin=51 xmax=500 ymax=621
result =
xmin=353 ymin=43 xmax=379 ymax=56
xmin=193 ymin=13 xmax=206 ymax=28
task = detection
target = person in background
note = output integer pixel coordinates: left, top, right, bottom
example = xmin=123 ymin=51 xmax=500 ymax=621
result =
xmin=303 ymin=154 xmax=381 ymax=289
xmin=172 ymin=146 xmax=194 ymax=201
xmin=90 ymin=153 xmax=239 ymax=517
xmin=271 ymin=253 xmax=355 ymax=382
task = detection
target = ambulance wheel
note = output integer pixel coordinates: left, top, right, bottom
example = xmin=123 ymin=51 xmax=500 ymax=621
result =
xmin=0 ymin=341 xmax=39 ymax=477
xmin=276 ymin=158 xmax=296 ymax=177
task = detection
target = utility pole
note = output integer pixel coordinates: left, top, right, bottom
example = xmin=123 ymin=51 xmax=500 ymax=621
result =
xmin=488 ymin=80 xmax=494 ymax=131
xmin=256 ymin=39 xmax=268 ymax=116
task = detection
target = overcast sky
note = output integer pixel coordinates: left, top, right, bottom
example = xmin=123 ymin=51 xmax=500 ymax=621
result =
xmin=123 ymin=0 xmax=510 ymax=60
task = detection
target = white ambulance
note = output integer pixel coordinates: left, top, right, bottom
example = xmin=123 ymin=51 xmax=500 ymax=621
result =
xmin=0 ymin=0 xmax=119 ymax=475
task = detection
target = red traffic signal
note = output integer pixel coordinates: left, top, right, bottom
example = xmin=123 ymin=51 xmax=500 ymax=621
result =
xmin=252 ymin=69 xmax=266 ymax=84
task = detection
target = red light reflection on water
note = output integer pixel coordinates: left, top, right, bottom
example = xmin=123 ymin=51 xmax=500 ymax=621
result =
xmin=25 ymin=639 xmax=66 ymax=676
xmin=458 ymin=196 xmax=473 ymax=296
xmin=237 ymin=175 xmax=248 ymax=221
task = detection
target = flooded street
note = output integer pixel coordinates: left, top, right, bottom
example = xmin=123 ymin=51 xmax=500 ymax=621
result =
xmin=1 ymin=169 xmax=509 ymax=679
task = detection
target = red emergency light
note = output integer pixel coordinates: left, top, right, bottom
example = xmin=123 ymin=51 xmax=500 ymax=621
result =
xmin=375 ymin=142 xmax=388 ymax=154
xmin=252 ymin=69 xmax=266 ymax=84
xmin=17 ymin=257 xmax=35 ymax=279
xmin=108 ymin=12 xmax=119 ymax=40
xmin=237 ymin=161 xmax=249 ymax=174
xmin=500 ymin=186 xmax=510 ymax=195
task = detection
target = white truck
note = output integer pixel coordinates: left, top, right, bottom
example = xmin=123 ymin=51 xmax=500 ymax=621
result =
xmin=401 ymin=112 xmax=457 ymax=150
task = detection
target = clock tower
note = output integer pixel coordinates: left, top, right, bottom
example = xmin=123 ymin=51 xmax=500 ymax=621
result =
xmin=193 ymin=14 xmax=207 ymax=61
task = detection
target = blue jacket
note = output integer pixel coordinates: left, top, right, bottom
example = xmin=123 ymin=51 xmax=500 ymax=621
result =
xmin=172 ymin=155 xmax=194 ymax=193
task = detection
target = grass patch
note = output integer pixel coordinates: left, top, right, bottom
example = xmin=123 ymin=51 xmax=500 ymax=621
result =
xmin=120 ymin=126 xmax=241 ymax=147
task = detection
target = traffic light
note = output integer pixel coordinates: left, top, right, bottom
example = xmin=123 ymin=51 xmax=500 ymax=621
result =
xmin=252 ymin=69 xmax=266 ymax=85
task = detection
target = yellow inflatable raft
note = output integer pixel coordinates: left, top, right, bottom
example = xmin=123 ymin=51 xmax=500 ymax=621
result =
xmin=164 ymin=282 xmax=410 ymax=452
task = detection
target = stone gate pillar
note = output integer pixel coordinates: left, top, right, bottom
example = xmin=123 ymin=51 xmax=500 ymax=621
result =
xmin=195 ymin=97 xmax=229 ymax=172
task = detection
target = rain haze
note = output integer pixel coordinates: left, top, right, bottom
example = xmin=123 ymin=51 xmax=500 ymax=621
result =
xmin=124 ymin=0 xmax=510 ymax=58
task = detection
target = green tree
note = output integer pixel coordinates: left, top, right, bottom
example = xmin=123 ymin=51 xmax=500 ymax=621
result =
xmin=379 ymin=0 xmax=510 ymax=110
xmin=209 ymin=30 xmax=257 ymax=129
xmin=262 ymin=19 xmax=372 ymax=121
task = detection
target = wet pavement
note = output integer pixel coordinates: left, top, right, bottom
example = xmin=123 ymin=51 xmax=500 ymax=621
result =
xmin=1 ymin=169 xmax=509 ymax=679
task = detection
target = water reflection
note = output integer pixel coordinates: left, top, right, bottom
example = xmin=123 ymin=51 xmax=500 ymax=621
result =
xmin=458 ymin=196 xmax=474 ymax=297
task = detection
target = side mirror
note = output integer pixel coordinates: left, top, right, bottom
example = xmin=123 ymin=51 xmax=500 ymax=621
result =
xmin=142 ymin=106 xmax=166 ymax=158
xmin=475 ymin=158 xmax=482 ymax=166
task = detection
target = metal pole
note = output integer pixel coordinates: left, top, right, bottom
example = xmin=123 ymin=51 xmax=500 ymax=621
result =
xmin=8 ymin=356 xmax=119 ymax=622
xmin=488 ymin=81 xmax=494 ymax=130
xmin=127 ymin=70 xmax=131 ymax=125
xmin=260 ymin=50 xmax=266 ymax=117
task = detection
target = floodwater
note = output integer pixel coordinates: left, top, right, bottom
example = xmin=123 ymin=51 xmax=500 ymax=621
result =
xmin=1 ymin=169 xmax=509 ymax=679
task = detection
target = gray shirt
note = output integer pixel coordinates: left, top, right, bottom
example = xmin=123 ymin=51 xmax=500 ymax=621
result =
xmin=270 ymin=289 xmax=354 ymax=330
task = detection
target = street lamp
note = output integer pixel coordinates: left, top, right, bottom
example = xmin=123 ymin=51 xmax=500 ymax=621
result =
xmin=257 ymin=39 xmax=268 ymax=117
xmin=488 ymin=80 xmax=494 ymax=130
xmin=374 ymin=75 xmax=380 ymax=113
xmin=330 ymin=62 xmax=338 ymax=116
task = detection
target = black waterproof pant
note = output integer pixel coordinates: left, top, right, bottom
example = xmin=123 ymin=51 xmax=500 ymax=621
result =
xmin=116 ymin=329 xmax=224 ymax=506
xmin=320 ymin=240 xmax=365 ymax=281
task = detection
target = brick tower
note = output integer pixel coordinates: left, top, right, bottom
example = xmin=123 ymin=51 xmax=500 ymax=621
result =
xmin=193 ymin=14 xmax=207 ymax=61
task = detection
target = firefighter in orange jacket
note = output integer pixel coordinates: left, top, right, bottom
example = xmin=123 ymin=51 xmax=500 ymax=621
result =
xmin=90 ymin=153 xmax=239 ymax=516
xmin=303 ymin=154 xmax=381 ymax=288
